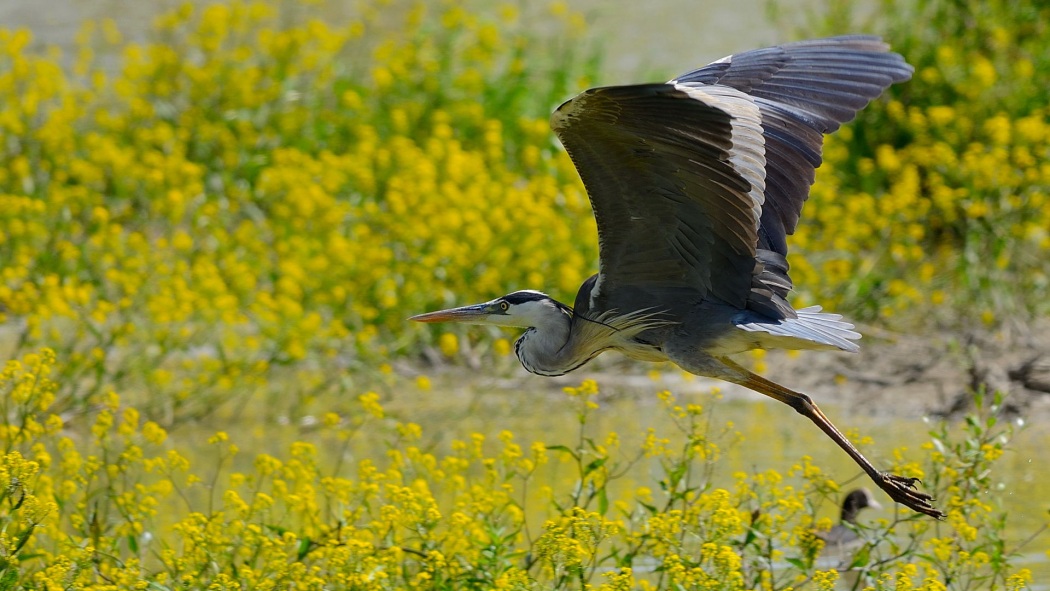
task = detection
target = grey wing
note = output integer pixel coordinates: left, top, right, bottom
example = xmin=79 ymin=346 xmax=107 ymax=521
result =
xmin=671 ymin=35 xmax=913 ymax=255
xmin=551 ymin=83 xmax=767 ymax=315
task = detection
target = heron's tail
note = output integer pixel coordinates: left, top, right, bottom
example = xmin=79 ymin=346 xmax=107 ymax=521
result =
xmin=736 ymin=306 xmax=860 ymax=352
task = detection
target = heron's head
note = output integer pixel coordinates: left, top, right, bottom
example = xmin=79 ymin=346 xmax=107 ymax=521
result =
xmin=841 ymin=488 xmax=881 ymax=523
xmin=410 ymin=290 xmax=571 ymax=329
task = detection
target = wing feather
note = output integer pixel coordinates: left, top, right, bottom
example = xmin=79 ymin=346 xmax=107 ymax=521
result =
xmin=670 ymin=35 xmax=913 ymax=255
xmin=552 ymin=83 xmax=765 ymax=310
xmin=553 ymin=36 xmax=911 ymax=323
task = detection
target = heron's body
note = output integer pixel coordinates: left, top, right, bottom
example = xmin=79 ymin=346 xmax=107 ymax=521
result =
xmin=510 ymin=280 xmax=855 ymax=379
xmin=412 ymin=36 xmax=944 ymax=518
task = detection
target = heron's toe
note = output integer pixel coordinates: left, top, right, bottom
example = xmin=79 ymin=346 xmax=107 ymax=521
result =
xmin=878 ymin=472 xmax=945 ymax=519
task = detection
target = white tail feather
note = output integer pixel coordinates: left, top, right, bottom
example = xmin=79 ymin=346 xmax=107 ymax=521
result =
xmin=736 ymin=305 xmax=860 ymax=352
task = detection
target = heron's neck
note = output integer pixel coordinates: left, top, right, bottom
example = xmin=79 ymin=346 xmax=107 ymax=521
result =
xmin=841 ymin=499 xmax=862 ymax=524
xmin=514 ymin=307 xmax=578 ymax=377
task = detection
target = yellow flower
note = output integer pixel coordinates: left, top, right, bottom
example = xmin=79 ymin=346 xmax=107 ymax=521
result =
xmin=359 ymin=392 xmax=385 ymax=418
xmin=493 ymin=338 xmax=511 ymax=356
xmin=142 ymin=421 xmax=167 ymax=445
xmin=438 ymin=333 xmax=459 ymax=357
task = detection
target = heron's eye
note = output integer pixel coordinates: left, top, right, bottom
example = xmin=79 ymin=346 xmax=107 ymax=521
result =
xmin=499 ymin=301 xmax=509 ymax=312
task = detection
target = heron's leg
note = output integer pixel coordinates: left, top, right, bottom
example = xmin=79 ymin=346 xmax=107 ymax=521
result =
xmin=719 ymin=357 xmax=945 ymax=519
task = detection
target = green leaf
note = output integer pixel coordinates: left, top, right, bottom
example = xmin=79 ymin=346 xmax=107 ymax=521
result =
xmin=741 ymin=529 xmax=757 ymax=547
xmin=849 ymin=545 xmax=871 ymax=568
xmin=0 ymin=569 xmax=19 ymax=591
xmin=598 ymin=486 xmax=609 ymax=516
xmin=265 ymin=524 xmax=290 ymax=536
xmin=584 ymin=457 xmax=607 ymax=476
xmin=668 ymin=462 xmax=688 ymax=486
xmin=546 ymin=445 xmax=578 ymax=460
xmin=298 ymin=538 xmax=313 ymax=560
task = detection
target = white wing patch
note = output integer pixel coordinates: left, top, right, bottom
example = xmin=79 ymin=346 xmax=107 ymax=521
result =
xmin=672 ymin=83 xmax=767 ymax=226
xmin=553 ymin=79 xmax=768 ymax=309
xmin=590 ymin=273 xmax=603 ymax=309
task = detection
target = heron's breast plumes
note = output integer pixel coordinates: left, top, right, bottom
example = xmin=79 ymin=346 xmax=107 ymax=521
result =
xmin=515 ymin=308 xmax=673 ymax=376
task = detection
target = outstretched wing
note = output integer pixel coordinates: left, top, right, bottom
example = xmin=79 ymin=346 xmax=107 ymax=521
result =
xmin=670 ymin=35 xmax=913 ymax=255
xmin=552 ymin=35 xmax=912 ymax=319
xmin=552 ymin=82 xmax=767 ymax=312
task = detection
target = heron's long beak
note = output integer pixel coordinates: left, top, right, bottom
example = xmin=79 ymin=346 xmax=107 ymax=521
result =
xmin=409 ymin=303 xmax=490 ymax=324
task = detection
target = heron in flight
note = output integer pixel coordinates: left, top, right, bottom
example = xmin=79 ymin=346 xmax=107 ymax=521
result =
xmin=412 ymin=36 xmax=942 ymax=518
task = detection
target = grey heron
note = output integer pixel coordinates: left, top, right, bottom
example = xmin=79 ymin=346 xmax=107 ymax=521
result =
xmin=412 ymin=36 xmax=943 ymax=518
xmin=817 ymin=488 xmax=882 ymax=552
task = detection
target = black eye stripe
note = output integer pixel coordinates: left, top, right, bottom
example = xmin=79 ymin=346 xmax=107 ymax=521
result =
xmin=501 ymin=291 xmax=549 ymax=304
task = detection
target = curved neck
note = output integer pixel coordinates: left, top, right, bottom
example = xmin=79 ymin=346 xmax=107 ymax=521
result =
xmin=514 ymin=309 xmax=575 ymax=376
xmin=841 ymin=496 xmax=864 ymax=523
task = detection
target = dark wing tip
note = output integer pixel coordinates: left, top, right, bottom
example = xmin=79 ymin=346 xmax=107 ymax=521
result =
xmin=668 ymin=35 xmax=914 ymax=259
xmin=672 ymin=35 xmax=913 ymax=88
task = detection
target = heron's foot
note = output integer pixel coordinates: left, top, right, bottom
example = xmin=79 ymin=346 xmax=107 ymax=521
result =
xmin=875 ymin=472 xmax=945 ymax=519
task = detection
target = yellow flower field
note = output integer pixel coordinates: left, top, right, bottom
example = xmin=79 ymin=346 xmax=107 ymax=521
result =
xmin=0 ymin=0 xmax=1048 ymax=588
xmin=782 ymin=0 xmax=1050 ymax=323
xmin=0 ymin=0 xmax=605 ymax=417
xmin=1 ymin=0 xmax=1049 ymax=411
xmin=0 ymin=351 xmax=1038 ymax=589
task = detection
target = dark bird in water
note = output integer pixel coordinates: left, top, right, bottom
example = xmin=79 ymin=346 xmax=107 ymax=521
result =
xmin=412 ymin=36 xmax=943 ymax=518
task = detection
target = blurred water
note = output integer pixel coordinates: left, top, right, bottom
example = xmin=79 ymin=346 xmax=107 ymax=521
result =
xmin=1 ymin=0 xmax=168 ymax=49
xmin=566 ymin=0 xmax=808 ymax=81
xmin=2 ymin=0 xmax=807 ymax=78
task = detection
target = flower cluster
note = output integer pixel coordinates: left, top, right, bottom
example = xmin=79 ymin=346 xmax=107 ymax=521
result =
xmin=0 ymin=0 xmax=596 ymax=417
xmin=2 ymin=0 xmax=1048 ymax=420
xmin=0 ymin=350 xmax=1038 ymax=589
xmin=782 ymin=0 xmax=1050 ymax=324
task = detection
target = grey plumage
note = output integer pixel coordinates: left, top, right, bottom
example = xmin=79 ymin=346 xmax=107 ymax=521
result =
xmin=412 ymin=36 xmax=943 ymax=519
xmin=552 ymin=36 xmax=911 ymax=331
